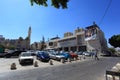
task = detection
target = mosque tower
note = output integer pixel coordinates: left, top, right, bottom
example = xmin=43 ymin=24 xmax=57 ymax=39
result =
xmin=28 ymin=26 xmax=31 ymax=40
xmin=28 ymin=26 xmax=31 ymax=49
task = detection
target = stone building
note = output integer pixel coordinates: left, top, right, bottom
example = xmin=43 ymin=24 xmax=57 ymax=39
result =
xmin=31 ymin=36 xmax=46 ymax=50
xmin=0 ymin=35 xmax=5 ymax=46
xmin=84 ymin=23 xmax=107 ymax=53
xmin=46 ymin=23 xmax=108 ymax=54
xmin=0 ymin=27 xmax=31 ymax=50
xmin=46 ymin=36 xmax=60 ymax=50
xmin=31 ymin=42 xmax=40 ymax=50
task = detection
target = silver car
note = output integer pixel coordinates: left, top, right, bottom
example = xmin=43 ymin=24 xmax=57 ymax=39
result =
xmin=48 ymin=51 xmax=65 ymax=61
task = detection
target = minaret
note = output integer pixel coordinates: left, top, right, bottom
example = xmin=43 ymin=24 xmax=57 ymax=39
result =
xmin=28 ymin=26 xmax=31 ymax=40
xmin=28 ymin=26 xmax=31 ymax=49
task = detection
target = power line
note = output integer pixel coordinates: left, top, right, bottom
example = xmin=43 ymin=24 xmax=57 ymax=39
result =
xmin=99 ymin=0 xmax=112 ymax=25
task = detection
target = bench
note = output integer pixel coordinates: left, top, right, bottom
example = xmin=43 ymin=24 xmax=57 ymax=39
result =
xmin=106 ymin=70 xmax=120 ymax=80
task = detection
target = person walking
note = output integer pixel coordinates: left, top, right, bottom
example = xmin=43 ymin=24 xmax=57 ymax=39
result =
xmin=91 ymin=52 xmax=94 ymax=59
xmin=94 ymin=49 xmax=99 ymax=60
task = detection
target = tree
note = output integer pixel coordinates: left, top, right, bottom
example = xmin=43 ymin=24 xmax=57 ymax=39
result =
xmin=0 ymin=44 xmax=5 ymax=53
xmin=0 ymin=44 xmax=5 ymax=48
xmin=40 ymin=36 xmax=46 ymax=50
xmin=8 ymin=45 xmax=15 ymax=50
xmin=108 ymin=47 xmax=116 ymax=54
xmin=17 ymin=37 xmax=24 ymax=50
xmin=30 ymin=0 xmax=69 ymax=9
xmin=109 ymin=34 xmax=120 ymax=48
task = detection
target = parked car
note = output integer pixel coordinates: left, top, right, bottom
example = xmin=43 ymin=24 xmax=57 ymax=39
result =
xmin=27 ymin=50 xmax=36 ymax=56
xmin=0 ymin=53 xmax=5 ymax=57
xmin=100 ymin=51 xmax=112 ymax=57
xmin=48 ymin=51 xmax=65 ymax=61
xmin=60 ymin=52 xmax=71 ymax=59
xmin=68 ymin=51 xmax=78 ymax=58
xmin=18 ymin=52 xmax=34 ymax=65
xmin=83 ymin=51 xmax=92 ymax=56
xmin=74 ymin=51 xmax=83 ymax=55
xmin=4 ymin=50 xmax=26 ymax=58
xmin=74 ymin=51 xmax=83 ymax=57
xmin=36 ymin=51 xmax=50 ymax=62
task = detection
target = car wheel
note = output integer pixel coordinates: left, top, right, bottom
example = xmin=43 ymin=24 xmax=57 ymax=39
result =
xmin=40 ymin=58 xmax=42 ymax=61
xmin=5 ymin=55 xmax=11 ymax=58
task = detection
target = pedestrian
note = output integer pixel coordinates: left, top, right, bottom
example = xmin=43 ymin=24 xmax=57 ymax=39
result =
xmin=94 ymin=49 xmax=99 ymax=60
xmin=91 ymin=52 xmax=94 ymax=59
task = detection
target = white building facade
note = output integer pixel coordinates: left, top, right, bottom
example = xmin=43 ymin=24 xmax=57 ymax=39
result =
xmin=46 ymin=23 xmax=108 ymax=54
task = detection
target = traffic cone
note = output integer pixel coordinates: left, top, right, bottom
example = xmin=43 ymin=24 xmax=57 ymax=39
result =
xmin=10 ymin=63 xmax=17 ymax=70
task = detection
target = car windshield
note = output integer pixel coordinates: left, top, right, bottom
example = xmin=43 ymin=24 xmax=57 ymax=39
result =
xmin=39 ymin=52 xmax=49 ymax=56
xmin=77 ymin=52 xmax=83 ymax=54
xmin=49 ymin=51 xmax=56 ymax=55
xmin=21 ymin=53 xmax=31 ymax=57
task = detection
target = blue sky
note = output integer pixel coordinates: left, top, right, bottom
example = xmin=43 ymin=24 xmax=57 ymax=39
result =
xmin=0 ymin=0 xmax=120 ymax=46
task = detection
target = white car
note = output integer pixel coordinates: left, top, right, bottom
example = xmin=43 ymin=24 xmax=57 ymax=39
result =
xmin=18 ymin=52 xmax=34 ymax=65
xmin=83 ymin=52 xmax=92 ymax=56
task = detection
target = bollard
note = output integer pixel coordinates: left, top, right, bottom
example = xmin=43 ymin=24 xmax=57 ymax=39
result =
xmin=83 ymin=57 xmax=86 ymax=59
xmin=76 ymin=57 xmax=78 ymax=60
xmin=67 ymin=58 xmax=71 ymax=62
xmin=79 ymin=56 xmax=81 ymax=60
xmin=83 ymin=55 xmax=86 ymax=59
xmin=61 ymin=58 xmax=65 ymax=64
xmin=74 ymin=57 xmax=76 ymax=61
xmin=34 ymin=61 xmax=38 ymax=67
xmin=10 ymin=63 xmax=17 ymax=70
xmin=49 ymin=59 xmax=53 ymax=65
